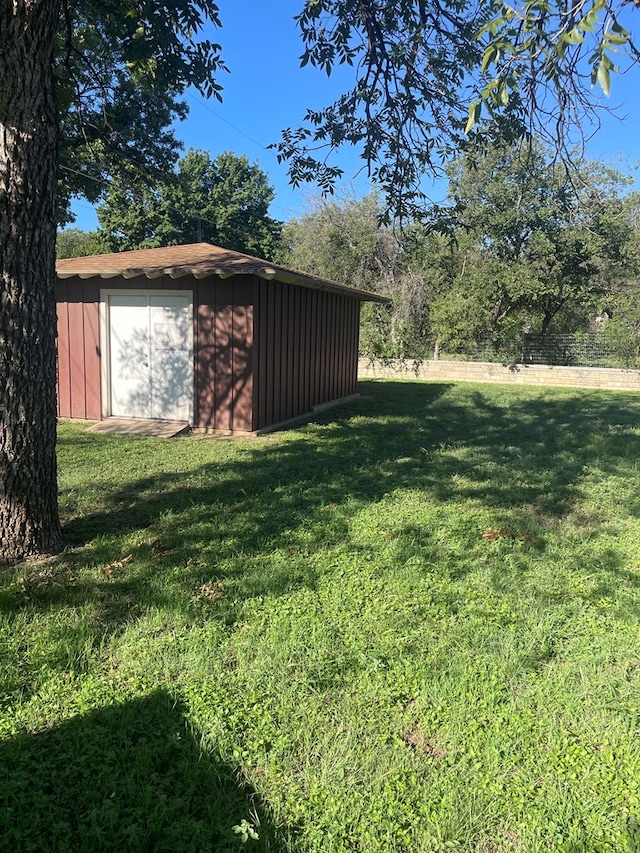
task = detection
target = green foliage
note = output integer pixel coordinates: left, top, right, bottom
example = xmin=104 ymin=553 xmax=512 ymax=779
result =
xmin=97 ymin=149 xmax=282 ymax=259
xmin=600 ymin=289 xmax=640 ymax=367
xmin=279 ymin=194 xmax=397 ymax=289
xmin=474 ymin=0 xmax=638 ymax=143
xmin=277 ymin=0 xmax=485 ymax=220
xmin=279 ymin=144 xmax=639 ymax=363
xmin=55 ymin=1 xmax=226 ymax=224
xmin=427 ymin=139 xmax=637 ymax=356
xmin=56 ymin=227 xmax=106 ymax=259
xmin=275 ymin=1 xmax=639 ymax=220
xmin=3 ymin=383 xmax=640 ymax=850
xmin=279 ymin=195 xmax=435 ymax=358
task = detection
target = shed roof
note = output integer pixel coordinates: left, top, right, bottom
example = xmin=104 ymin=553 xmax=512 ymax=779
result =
xmin=56 ymin=242 xmax=389 ymax=303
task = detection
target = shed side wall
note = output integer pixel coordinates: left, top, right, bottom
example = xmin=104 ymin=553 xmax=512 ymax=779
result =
xmin=56 ymin=279 xmax=101 ymax=420
xmin=252 ymin=280 xmax=361 ymax=431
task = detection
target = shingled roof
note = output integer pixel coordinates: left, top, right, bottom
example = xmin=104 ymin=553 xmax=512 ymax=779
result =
xmin=56 ymin=242 xmax=389 ymax=303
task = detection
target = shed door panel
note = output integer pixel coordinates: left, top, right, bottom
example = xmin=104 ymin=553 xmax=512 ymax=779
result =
xmin=149 ymin=295 xmax=192 ymax=420
xmin=108 ymin=293 xmax=193 ymax=421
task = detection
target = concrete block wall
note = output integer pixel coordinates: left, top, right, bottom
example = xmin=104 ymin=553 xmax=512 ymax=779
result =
xmin=358 ymin=358 xmax=640 ymax=392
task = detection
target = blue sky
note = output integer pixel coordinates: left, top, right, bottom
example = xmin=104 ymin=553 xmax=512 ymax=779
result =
xmin=71 ymin=1 xmax=640 ymax=230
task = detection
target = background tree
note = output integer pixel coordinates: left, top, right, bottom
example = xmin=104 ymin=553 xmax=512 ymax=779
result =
xmin=1 ymin=1 xmax=224 ymax=563
xmin=279 ymin=194 xmax=435 ymax=358
xmin=598 ymin=192 xmax=640 ymax=365
xmin=279 ymin=142 xmax=639 ymax=363
xmin=56 ymin=228 xmax=105 ymax=259
xmin=279 ymin=194 xmax=398 ymax=289
xmin=56 ymin=2 xmax=225 ymax=223
xmin=427 ymin=139 xmax=637 ymax=357
xmin=97 ymin=150 xmax=282 ymax=260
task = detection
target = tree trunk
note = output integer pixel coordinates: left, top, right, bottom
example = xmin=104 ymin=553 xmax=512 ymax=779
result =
xmin=0 ymin=0 xmax=62 ymax=563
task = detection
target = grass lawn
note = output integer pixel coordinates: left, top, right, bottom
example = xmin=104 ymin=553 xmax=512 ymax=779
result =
xmin=1 ymin=379 xmax=640 ymax=852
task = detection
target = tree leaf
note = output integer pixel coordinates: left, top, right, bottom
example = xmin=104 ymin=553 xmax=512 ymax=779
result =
xmin=465 ymin=99 xmax=482 ymax=134
xmin=481 ymin=45 xmax=497 ymax=74
xmin=596 ymin=58 xmax=611 ymax=96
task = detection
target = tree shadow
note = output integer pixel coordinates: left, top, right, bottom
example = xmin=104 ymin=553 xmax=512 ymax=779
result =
xmin=0 ymin=689 xmax=291 ymax=851
xmin=60 ymin=380 xmax=640 ymax=543
xmin=5 ymin=379 xmax=640 ymax=651
xmin=2 ymin=380 xmax=640 ymax=853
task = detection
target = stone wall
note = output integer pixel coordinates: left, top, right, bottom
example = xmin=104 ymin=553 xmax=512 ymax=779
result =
xmin=358 ymin=358 xmax=640 ymax=392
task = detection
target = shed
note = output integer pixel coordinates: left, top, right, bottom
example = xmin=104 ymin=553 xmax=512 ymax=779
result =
xmin=56 ymin=243 xmax=387 ymax=433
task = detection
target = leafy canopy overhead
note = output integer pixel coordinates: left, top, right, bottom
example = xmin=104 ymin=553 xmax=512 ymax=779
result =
xmin=276 ymin=0 xmax=639 ymax=221
xmin=56 ymin=0 xmax=226 ymax=223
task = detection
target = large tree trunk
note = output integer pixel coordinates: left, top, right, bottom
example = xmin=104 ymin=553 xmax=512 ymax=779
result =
xmin=0 ymin=0 xmax=62 ymax=563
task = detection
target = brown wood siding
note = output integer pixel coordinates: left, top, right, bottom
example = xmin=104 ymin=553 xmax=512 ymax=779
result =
xmin=56 ymin=279 xmax=101 ymax=420
xmin=57 ymin=270 xmax=362 ymax=434
xmin=256 ymin=276 xmax=269 ymax=431
xmin=230 ymin=280 xmax=253 ymax=432
xmin=214 ymin=280 xmax=233 ymax=431
xmin=57 ymin=273 xmax=254 ymax=433
xmin=56 ymin=280 xmax=71 ymax=418
xmin=193 ymin=276 xmax=254 ymax=432
xmin=194 ymin=279 xmax=217 ymax=431
xmin=286 ymin=286 xmax=295 ymax=421
xmin=252 ymin=280 xmax=362 ymax=431
xmin=301 ymin=288 xmax=311 ymax=414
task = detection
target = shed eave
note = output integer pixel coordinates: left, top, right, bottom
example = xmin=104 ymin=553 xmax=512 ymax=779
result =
xmin=56 ymin=265 xmax=389 ymax=303
xmin=261 ymin=270 xmax=389 ymax=303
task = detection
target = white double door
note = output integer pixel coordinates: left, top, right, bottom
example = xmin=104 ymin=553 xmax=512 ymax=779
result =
xmin=106 ymin=292 xmax=193 ymax=422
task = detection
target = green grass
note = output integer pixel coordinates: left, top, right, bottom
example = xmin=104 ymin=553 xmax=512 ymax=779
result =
xmin=2 ymin=379 xmax=640 ymax=852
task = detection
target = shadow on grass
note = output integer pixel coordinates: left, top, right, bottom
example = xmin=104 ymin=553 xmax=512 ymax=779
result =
xmin=0 ymin=689 xmax=289 ymax=851
xmin=65 ymin=381 xmax=640 ymax=529
xmin=5 ymin=379 xmax=640 ymax=638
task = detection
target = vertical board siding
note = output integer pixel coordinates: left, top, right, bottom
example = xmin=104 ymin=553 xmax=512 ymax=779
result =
xmin=345 ymin=299 xmax=354 ymax=395
xmin=320 ymin=291 xmax=327 ymax=403
xmin=56 ymin=279 xmax=101 ymax=420
xmin=56 ymin=280 xmax=71 ymax=418
xmin=252 ymin=280 xmax=362 ymax=431
xmin=315 ymin=291 xmax=324 ymax=406
xmin=264 ymin=280 xmax=275 ymax=429
xmin=334 ymin=293 xmax=341 ymax=399
xmin=194 ymin=276 xmax=255 ymax=432
xmin=194 ymin=280 xmax=217 ymax=431
xmin=68 ymin=295 xmax=86 ymax=418
xmin=302 ymin=289 xmax=311 ymax=414
xmin=287 ymin=287 xmax=296 ymax=421
xmin=274 ymin=282 xmax=284 ymax=424
xmin=341 ymin=297 xmax=349 ymax=395
xmin=213 ymin=281 xmax=233 ymax=432
xmin=256 ymin=277 xmax=269 ymax=431
xmin=337 ymin=296 xmax=344 ymax=398
xmin=230 ymin=280 xmax=254 ymax=432
xmin=291 ymin=287 xmax=300 ymax=419
xmin=312 ymin=291 xmax=320 ymax=408
xmin=58 ymin=270 xmax=363 ymax=433
xmin=352 ymin=300 xmax=361 ymax=390
xmin=320 ymin=291 xmax=328 ymax=404
xmin=83 ymin=280 xmax=102 ymax=418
